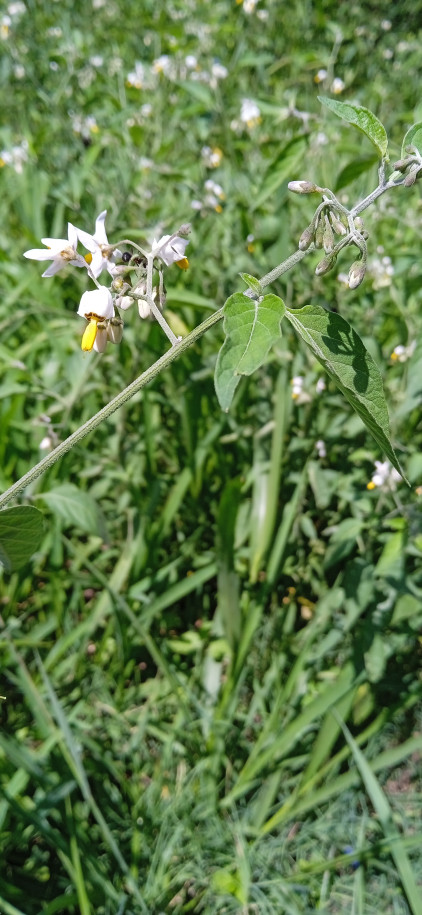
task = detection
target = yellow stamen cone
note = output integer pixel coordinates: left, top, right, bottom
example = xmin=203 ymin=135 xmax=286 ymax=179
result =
xmin=176 ymin=257 xmax=189 ymax=270
xmin=81 ymin=317 xmax=98 ymax=352
xmin=84 ymin=252 xmax=93 ymax=265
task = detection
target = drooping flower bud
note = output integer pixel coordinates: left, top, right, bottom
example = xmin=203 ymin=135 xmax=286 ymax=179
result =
xmin=329 ymin=211 xmax=348 ymax=236
xmin=314 ymin=217 xmax=325 ymax=249
xmin=348 ymin=260 xmax=366 ymax=289
xmin=288 ymin=180 xmax=321 ymax=194
xmin=403 ymin=166 xmax=420 ymax=187
xmin=322 ymin=216 xmax=334 ymax=253
xmin=115 ymin=295 xmax=134 ymax=311
xmin=315 ymin=253 xmax=337 ymax=276
xmin=107 ymin=317 xmax=124 ymax=344
xmin=298 ymin=225 xmax=315 ymax=251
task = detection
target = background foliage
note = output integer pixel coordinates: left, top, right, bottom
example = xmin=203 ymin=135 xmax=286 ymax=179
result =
xmin=1 ymin=0 xmax=422 ymax=912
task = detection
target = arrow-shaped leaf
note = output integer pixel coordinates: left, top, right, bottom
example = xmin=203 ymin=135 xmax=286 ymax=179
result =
xmin=0 ymin=506 xmax=44 ymax=572
xmin=285 ymin=305 xmax=406 ymax=480
xmin=319 ymin=97 xmax=389 ymax=160
xmin=215 ymin=293 xmax=286 ymax=411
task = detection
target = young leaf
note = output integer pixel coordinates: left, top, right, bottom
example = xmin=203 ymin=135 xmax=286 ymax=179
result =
xmin=318 ymin=97 xmax=389 ymax=160
xmin=239 ymin=273 xmax=263 ymax=296
xmin=401 ymin=122 xmax=422 ymax=158
xmin=215 ymin=293 xmax=286 ymax=412
xmin=285 ymin=305 xmax=406 ymax=480
xmin=0 ymin=506 xmax=44 ymax=572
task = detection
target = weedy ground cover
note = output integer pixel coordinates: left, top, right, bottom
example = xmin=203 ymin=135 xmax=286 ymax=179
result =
xmin=1 ymin=1 xmax=422 ymax=912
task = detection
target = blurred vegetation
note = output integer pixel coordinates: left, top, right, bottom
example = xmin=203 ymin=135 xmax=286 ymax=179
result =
xmin=1 ymin=0 xmax=422 ymax=912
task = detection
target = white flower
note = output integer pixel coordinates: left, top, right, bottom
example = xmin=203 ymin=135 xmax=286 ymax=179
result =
xmin=23 ymin=223 xmax=87 ymax=277
xmin=152 ymin=54 xmax=172 ymax=75
xmin=211 ymin=62 xmax=228 ymax=80
xmin=314 ymin=68 xmax=327 ymax=84
xmin=331 ymin=77 xmax=345 ymax=94
xmin=76 ymin=210 xmax=122 ymax=278
xmin=240 ymin=98 xmax=261 ymax=127
xmin=151 ymin=234 xmax=189 ymax=269
xmin=367 ymin=460 xmax=402 ymax=491
xmin=315 ymin=439 xmax=327 ymax=458
xmin=78 ymin=287 xmax=114 ymax=352
xmin=390 ymin=341 xmax=416 ymax=363
xmin=126 ymin=61 xmax=145 ymax=89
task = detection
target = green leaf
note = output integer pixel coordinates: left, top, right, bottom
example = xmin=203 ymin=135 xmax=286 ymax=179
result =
xmin=214 ymin=293 xmax=286 ymax=411
xmin=335 ymin=154 xmax=379 ymax=191
xmin=0 ymin=506 xmax=44 ymax=572
xmin=252 ymin=137 xmax=307 ymax=210
xmin=401 ymin=121 xmax=422 ymax=158
xmin=285 ymin=305 xmax=406 ymax=480
xmin=319 ymin=97 xmax=389 ymax=159
xmin=239 ymin=273 xmax=263 ymax=295
xmin=36 ymin=483 xmax=105 ymax=536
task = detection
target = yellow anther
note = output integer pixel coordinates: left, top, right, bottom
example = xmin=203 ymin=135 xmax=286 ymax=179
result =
xmin=367 ymin=481 xmax=376 ymax=490
xmin=84 ymin=252 xmax=93 ymax=265
xmin=81 ymin=317 xmax=99 ymax=351
xmin=176 ymin=257 xmax=189 ymax=270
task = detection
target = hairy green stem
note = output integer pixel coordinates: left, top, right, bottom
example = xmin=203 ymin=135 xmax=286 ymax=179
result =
xmin=0 ymin=309 xmax=223 ymax=508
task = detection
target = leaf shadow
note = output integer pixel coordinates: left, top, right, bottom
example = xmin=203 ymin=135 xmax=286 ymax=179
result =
xmin=322 ymin=311 xmax=370 ymax=395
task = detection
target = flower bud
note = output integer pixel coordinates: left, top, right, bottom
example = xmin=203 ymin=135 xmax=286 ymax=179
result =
xmin=323 ymin=217 xmax=334 ymax=253
xmin=315 ymin=254 xmax=336 ymax=276
xmin=115 ymin=295 xmax=134 ymax=310
xmin=314 ymin=217 xmax=325 ymax=249
xmin=392 ymin=158 xmax=411 ymax=172
xmin=348 ymin=260 xmax=366 ymax=289
xmin=107 ymin=317 xmax=124 ymax=344
xmin=288 ymin=180 xmax=320 ymax=194
xmin=329 ymin=212 xmax=347 ymax=236
xmin=403 ymin=167 xmax=419 ymax=187
xmin=94 ymin=322 xmax=108 ymax=353
xmin=177 ymin=223 xmax=191 ymax=236
xmin=298 ymin=225 xmax=315 ymax=250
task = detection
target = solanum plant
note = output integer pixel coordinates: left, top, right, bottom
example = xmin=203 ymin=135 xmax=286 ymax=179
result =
xmin=1 ymin=99 xmax=421 ymax=571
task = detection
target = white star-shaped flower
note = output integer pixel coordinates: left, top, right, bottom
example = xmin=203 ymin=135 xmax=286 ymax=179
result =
xmin=76 ymin=210 xmax=122 ymax=278
xmin=151 ymin=234 xmax=189 ymax=269
xmin=23 ymin=223 xmax=87 ymax=277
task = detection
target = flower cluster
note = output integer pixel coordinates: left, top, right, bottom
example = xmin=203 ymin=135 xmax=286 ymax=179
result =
xmin=24 ymin=212 xmax=190 ymax=354
xmin=367 ymin=461 xmax=401 ymax=492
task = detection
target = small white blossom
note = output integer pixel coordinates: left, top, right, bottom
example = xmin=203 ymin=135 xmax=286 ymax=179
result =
xmin=314 ymin=68 xmax=328 ymax=84
xmin=390 ymin=341 xmax=416 ymax=363
xmin=151 ymin=234 xmax=189 ymax=268
xmin=211 ymin=62 xmax=228 ymax=80
xmin=126 ymin=61 xmax=145 ymax=89
xmin=316 ymin=377 xmax=326 ymax=393
xmin=23 ymin=223 xmax=87 ymax=277
xmin=367 ymin=460 xmax=401 ymax=491
xmin=315 ymin=439 xmax=327 ymax=458
xmin=331 ymin=77 xmax=345 ymax=94
xmin=78 ymin=287 xmax=115 ymax=353
xmin=240 ymin=98 xmax=261 ymax=127
xmin=76 ymin=210 xmax=122 ymax=278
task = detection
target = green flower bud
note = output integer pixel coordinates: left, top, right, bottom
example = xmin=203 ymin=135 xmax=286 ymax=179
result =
xmin=348 ymin=261 xmax=366 ymax=289
xmin=315 ymin=254 xmax=337 ymax=276
xmin=314 ymin=217 xmax=325 ymax=249
xmin=288 ymin=180 xmax=321 ymax=194
xmin=107 ymin=317 xmax=124 ymax=345
xmin=323 ymin=216 xmax=334 ymax=253
xmin=329 ymin=211 xmax=347 ymax=236
xmin=298 ymin=225 xmax=315 ymax=251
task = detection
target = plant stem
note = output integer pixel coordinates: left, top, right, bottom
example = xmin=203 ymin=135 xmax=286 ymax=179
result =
xmin=0 ymin=309 xmax=223 ymax=508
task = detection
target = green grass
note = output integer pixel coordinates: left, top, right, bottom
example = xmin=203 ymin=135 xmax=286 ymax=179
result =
xmin=1 ymin=0 xmax=422 ymax=912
